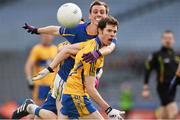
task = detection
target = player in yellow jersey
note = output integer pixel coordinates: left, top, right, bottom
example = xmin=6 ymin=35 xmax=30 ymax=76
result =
xmin=59 ymin=16 xmax=124 ymax=120
xmin=25 ymin=34 xmax=57 ymax=105
xmin=12 ymin=38 xmax=104 ymax=119
xmin=12 ymin=41 xmax=69 ymax=119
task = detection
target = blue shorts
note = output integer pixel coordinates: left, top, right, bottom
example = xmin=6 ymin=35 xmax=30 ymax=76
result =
xmin=61 ymin=94 xmax=96 ymax=119
xmin=38 ymin=85 xmax=50 ymax=100
xmin=40 ymin=93 xmax=57 ymax=114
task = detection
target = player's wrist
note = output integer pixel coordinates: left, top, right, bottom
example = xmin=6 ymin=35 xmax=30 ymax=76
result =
xmin=47 ymin=66 xmax=54 ymax=73
xmin=26 ymin=76 xmax=33 ymax=85
xmin=34 ymin=28 xmax=40 ymax=34
xmin=143 ymin=84 xmax=149 ymax=90
xmin=96 ymin=50 xmax=102 ymax=57
xmin=105 ymin=106 xmax=112 ymax=115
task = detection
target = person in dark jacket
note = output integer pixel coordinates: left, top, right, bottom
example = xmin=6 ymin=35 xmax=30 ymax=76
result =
xmin=142 ymin=30 xmax=180 ymax=119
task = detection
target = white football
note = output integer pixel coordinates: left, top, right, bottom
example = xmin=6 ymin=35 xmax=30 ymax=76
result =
xmin=57 ymin=3 xmax=82 ymax=28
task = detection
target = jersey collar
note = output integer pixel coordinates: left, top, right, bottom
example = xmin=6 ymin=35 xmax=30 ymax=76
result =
xmin=85 ymin=22 xmax=97 ymax=37
xmin=95 ymin=36 xmax=102 ymax=48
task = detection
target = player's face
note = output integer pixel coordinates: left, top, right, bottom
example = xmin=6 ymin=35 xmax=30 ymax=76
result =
xmin=99 ymin=24 xmax=117 ymax=46
xmin=89 ymin=5 xmax=107 ymax=26
xmin=41 ymin=34 xmax=54 ymax=46
xmin=162 ymin=33 xmax=174 ymax=48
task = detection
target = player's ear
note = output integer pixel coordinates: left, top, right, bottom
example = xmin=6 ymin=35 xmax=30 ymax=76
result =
xmin=88 ymin=14 xmax=91 ymax=20
xmin=98 ymin=28 xmax=103 ymax=35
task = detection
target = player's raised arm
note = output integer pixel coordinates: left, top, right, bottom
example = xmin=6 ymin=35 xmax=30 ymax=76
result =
xmin=37 ymin=26 xmax=60 ymax=36
xmin=49 ymin=43 xmax=81 ymax=69
xmin=23 ymin=23 xmax=60 ymax=36
xmin=99 ymin=41 xmax=116 ymax=56
xmin=32 ymin=43 xmax=82 ymax=81
xmin=82 ymin=37 xmax=116 ymax=63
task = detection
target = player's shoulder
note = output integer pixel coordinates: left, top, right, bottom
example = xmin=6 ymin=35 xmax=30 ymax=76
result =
xmin=148 ymin=51 xmax=159 ymax=60
xmin=31 ymin=44 xmax=42 ymax=51
xmin=50 ymin=44 xmax=58 ymax=48
xmin=58 ymin=41 xmax=70 ymax=47
xmin=154 ymin=49 xmax=162 ymax=57
xmin=77 ymin=22 xmax=88 ymax=28
xmin=83 ymin=38 xmax=96 ymax=47
xmin=75 ymin=22 xmax=88 ymax=31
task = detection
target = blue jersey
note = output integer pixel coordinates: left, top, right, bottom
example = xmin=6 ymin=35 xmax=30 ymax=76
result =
xmin=58 ymin=22 xmax=116 ymax=81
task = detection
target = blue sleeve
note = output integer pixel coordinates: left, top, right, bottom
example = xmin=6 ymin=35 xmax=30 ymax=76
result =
xmin=59 ymin=26 xmax=77 ymax=43
xmin=112 ymin=39 xmax=117 ymax=45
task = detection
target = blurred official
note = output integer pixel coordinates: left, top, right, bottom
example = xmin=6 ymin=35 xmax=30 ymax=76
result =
xmin=142 ymin=30 xmax=180 ymax=119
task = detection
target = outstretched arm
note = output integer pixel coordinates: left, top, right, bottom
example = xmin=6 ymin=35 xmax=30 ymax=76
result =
xmin=82 ymin=42 xmax=116 ymax=63
xmin=37 ymin=26 xmax=60 ymax=36
xmin=23 ymin=23 xmax=61 ymax=36
xmin=32 ymin=43 xmax=81 ymax=80
xmin=49 ymin=43 xmax=81 ymax=69
xmin=99 ymin=42 xmax=116 ymax=56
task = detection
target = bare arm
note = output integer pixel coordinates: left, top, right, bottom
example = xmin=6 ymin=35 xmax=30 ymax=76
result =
xmin=176 ymin=63 xmax=180 ymax=77
xmin=99 ymin=42 xmax=116 ymax=56
xmin=37 ymin=26 xmax=60 ymax=36
xmin=85 ymin=76 xmax=110 ymax=111
xmin=96 ymin=68 xmax=103 ymax=79
xmin=25 ymin=58 xmax=35 ymax=82
xmin=49 ymin=43 xmax=81 ymax=69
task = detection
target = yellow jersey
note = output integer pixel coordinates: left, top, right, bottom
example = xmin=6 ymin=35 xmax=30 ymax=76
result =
xmin=29 ymin=44 xmax=57 ymax=86
xmin=63 ymin=37 xmax=104 ymax=96
xmin=50 ymin=41 xmax=70 ymax=95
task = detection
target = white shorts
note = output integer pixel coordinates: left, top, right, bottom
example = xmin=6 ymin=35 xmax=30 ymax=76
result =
xmin=51 ymin=74 xmax=65 ymax=100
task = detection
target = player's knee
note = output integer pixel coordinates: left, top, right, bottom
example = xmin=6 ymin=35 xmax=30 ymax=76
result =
xmin=167 ymin=110 xmax=178 ymax=119
xmin=39 ymin=109 xmax=57 ymax=119
xmin=34 ymin=107 xmax=41 ymax=117
xmin=158 ymin=107 xmax=167 ymax=119
xmin=34 ymin=115 xmax=41 ymax=120
xmin=166 ymin=102 xmax=178 ymax=119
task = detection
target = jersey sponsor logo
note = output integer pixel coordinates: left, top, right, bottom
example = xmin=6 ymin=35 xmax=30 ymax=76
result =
xmin=164 ymin=58 xmax=170 ymax=63
xmin=147 ymin=54 xmax=152 ymax=61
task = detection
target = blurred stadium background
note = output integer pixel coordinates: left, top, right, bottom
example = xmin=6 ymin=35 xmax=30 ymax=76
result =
xmin=0 ymin=0 xmax=180 ymax=119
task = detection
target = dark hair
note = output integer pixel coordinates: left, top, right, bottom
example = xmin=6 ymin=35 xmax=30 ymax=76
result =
xmin=162 ymin=30 xmax=174 ymax=38
xmin=98 ymin=16 xmax=119 ymax=30
xmin=163 ymin=30 xmax=173 ymax=34
xmin=89 ymin=0 xmax=109 ymax=14
xmin=80 ymin=18 xmax=85 ymax=22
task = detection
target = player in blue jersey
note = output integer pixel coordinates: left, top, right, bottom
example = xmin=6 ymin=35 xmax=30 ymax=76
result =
xmin=12 ymin=1 xmax=116 ymax=119
xmin=28 ymin=0 xmax=116 ymax=81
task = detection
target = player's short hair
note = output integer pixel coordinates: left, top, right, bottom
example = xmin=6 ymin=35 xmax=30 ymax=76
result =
xmin=98 ymin=16 xmax=119 ymax=30
xmin=81 ymin=18 xmax=85 ymax=22
xmin=162 ymin=30 xmax=174 ymax=38
xmin=89 ymin=0 xmax=109 ymax=14
xmin=163 ymin=30 xmax=173 ymax=34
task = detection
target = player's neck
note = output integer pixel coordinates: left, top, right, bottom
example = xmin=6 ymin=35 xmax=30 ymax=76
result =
xmin=86 ymin=23 xmax=98 ymax=36
xmin=97 ymin=36 xmax=104 ymax=48
xmin=41 ymin=43 xmax=51 ymax=47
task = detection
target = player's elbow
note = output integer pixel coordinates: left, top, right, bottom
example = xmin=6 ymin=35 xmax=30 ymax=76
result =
xmin=86 ymin=84 xmax=96 ymax=95
xmin=108 ymin=44 xmax=115 ymax=52
xmin=101 ymin=43 xmax=116 ymax=56
xmin=60 ymin=46 xmax=72 ymax=58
